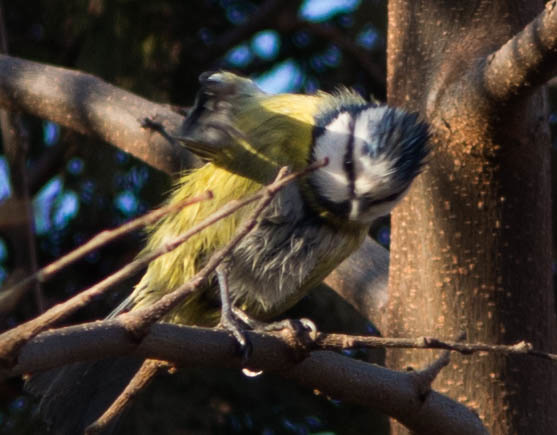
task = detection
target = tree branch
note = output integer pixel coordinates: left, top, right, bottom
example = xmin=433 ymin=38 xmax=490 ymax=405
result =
xmin=17 ymin=323 xmax=556 ymax=432
xmin=0 ymin=54 xmax=195 ymax=174
xmin=481 ymin=0 xmax=557 ymax=103
xmin=324 ymin=237 xmax=389 ymax=329
xmin=12 ymin=322 xmax=487 ymax=435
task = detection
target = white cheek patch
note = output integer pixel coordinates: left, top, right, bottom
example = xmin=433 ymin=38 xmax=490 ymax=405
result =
xmin=353 ymin=153 xmax=394 ymax=197
xmin=352 ymin=107 xmax=397 ymax=198
xmin=353 ymin=106 xmax=385 ymax=144
xmin=311 ymin=112 xmax=353 ymax=203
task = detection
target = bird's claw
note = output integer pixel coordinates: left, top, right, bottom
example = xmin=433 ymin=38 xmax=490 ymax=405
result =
xmin=219 ymin=310 xmax=253 ymax=362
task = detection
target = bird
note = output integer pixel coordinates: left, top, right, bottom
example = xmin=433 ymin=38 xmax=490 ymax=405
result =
xmin=27 ymin=71 xmax=430 ymax=433
xmin=118 ymin=71 xmax=429 ymax=327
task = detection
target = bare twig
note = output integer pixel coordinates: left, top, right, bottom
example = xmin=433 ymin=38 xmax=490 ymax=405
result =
xmin=481 ymin=0 xmax=557 ymax=103
xmin=84 ymin=359 xmax=171 ymax=435
xmin=313 ymin=332 xmax=557 ymax=361
xmin=13 ymin=161 xmax=326 ymax=431
xmin=1 ymin=192 xmax=213 ymax=308
xmin=0 ymin=112 xmax=45 ymax=314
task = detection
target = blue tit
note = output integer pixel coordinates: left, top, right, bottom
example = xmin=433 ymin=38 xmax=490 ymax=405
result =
xmin=117 ymin=70 xmax=430 ymax=326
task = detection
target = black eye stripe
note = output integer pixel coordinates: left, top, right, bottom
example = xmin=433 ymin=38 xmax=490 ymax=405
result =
xmin=343 ymin=116 xmax=356 ymax=199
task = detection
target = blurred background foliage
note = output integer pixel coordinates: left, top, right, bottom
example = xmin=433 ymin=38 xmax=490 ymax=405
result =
xmin=0 ymin=0 xmax=554 ymax=434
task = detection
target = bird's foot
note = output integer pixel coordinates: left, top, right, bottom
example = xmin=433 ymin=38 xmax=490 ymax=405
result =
xmin=218 ymin=308 xmax=253 ymax=361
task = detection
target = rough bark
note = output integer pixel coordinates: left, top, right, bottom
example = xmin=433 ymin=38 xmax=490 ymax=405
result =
xmin=386 ymin=1 xmax=557 ymax=434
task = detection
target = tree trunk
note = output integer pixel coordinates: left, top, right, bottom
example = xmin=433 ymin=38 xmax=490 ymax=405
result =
xmin=385 ymin=1 xmax=557 ymax=433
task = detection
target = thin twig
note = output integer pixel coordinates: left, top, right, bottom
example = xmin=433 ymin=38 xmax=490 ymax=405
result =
xmin=84 ymin=359 xmax=171 ymax=435
xmin=1 ymin=192 xmax=212 ymax=301
xmin=82 ymin=166 xmax=293 ymax=430
xmin=313 ymin=332 xmax=557 ymax=361
xmin=0 ymin=114 xmax=44 ymax=314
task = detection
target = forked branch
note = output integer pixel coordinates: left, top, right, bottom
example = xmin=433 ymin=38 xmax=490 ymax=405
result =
xmin=13 ymin=322 xmax=489 ymax=435
xmin=481 ymin=0 xmax=557 ymax=103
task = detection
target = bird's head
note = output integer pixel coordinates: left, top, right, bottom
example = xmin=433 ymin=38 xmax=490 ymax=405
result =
xmin=307 ymin=105 xmax=430 ymax=224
